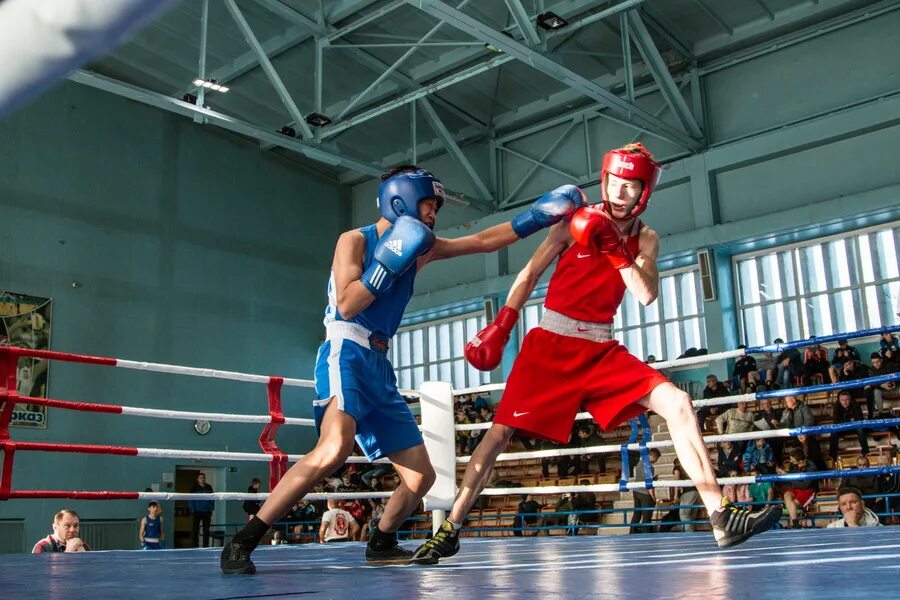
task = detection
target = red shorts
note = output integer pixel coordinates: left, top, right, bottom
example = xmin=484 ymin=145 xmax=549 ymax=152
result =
xmin=787 ymin=488 xmax=815 ymax=506
xmin=494 ymin=327 xmax=669 ymax=443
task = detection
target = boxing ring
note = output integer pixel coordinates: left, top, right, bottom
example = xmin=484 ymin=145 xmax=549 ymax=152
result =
xmin=2 ymin=326 xmax=900 ymax=599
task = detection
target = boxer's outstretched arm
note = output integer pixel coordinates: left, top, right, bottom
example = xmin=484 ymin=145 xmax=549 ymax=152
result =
xmin=620 ymin=227 xmax=660 ymax=305
xmin=423 ymin=222 xmax=519 ymax=264
xmin=505 ymin=222 xmax=571 ymax=311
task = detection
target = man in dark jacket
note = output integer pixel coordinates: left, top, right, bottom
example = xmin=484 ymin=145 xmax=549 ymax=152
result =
xmin=829 ymin=390 xmax=869 ymax=460
xmin=189 ymin=472 xmax=215 ymax=547
xmin=242 ymin=478 xmax=262 ymax=522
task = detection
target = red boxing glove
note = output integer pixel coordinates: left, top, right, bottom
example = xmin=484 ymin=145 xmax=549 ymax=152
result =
xmin=465 ymin=306 xmax=519 ymax=371
xmin=569 ymin=206 xmax=635 ymax=269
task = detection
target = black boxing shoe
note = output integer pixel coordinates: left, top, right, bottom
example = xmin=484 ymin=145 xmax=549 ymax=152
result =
xmin=365 ymin=527 xmax=414 ymax=564
xmin=409 ymin=519 xmax=460 ymax=565
xmin=711 ymin=498 xmax=781 ymax=548
xmin=220 ymin=538 xmax=257 ymax=575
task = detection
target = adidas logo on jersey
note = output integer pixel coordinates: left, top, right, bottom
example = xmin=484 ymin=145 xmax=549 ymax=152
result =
xmin=385 ymin=239 xmax=403 ymax=257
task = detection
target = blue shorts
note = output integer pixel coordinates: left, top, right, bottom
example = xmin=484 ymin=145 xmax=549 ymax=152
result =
xmin=314 ymin=338 xmax=423 ymax=461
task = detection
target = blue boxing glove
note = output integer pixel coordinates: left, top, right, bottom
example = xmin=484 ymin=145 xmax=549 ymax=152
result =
xmin=361 ymin=216 xmax=436 ymax=296
xmin=510 ymin=185 xmax=587 ymax=238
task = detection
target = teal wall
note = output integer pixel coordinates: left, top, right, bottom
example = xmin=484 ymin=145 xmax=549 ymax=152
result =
xmin=0 ymin=82 xmax=347 ymax=550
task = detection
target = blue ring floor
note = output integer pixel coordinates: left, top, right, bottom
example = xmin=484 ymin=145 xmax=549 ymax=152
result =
xmin=5 ymin=527 xmax=899 ymax=599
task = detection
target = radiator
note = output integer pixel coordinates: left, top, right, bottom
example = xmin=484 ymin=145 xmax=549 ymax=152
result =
xmin=675 ymin=380 xmax=699 ymax=397
xmin=0 ymin=520 xmax=25 ymax=553
xmin=79 ymin=519 xmax=140 ymax=551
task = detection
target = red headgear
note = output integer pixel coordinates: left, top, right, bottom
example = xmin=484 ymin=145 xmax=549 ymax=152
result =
xmin=600 ymin=145 xmax=661 ymax=219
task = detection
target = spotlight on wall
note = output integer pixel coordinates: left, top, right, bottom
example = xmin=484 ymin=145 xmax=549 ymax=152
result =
xmin=537 ymin=11 xmax=568 ymax=30
xmin=278 ymin=125 xmax=297 ymax=137
xmin=192 ymin=78 xmax=230 ymax=93
xmin=182 ymin=93 xmax=198 ymax=104
xmin=484 ymin=42 xmax=503 ymax=53
xmin=305 ymin=113 xmax=332 ymax=127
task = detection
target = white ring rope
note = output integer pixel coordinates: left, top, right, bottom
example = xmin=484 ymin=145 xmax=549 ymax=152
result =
xmin=132 ymin=448 xmax=391 ymax=464
xmin=120 ymin=406 xmax=315 ymax=427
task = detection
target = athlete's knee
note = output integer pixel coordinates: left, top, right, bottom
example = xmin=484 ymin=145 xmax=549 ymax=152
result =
xmin=664 ymin=390 xmax=695 ymax=426
xmin=404 ymin=464 xmax=436 ymax=496
xmin=313 ymin=437 xmax=355 ymax=473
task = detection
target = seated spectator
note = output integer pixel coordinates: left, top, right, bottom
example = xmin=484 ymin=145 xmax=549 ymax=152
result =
xmin=866 ymin=352 xmax=898 ymax=417
xmin=472 ymin=394 xmax=491 ymax=413
xmin=731 ymin=346 xmax=759 ymax=393
xmin=743 ymin=438 xmax=776 ymax=474
xmin=828 ymin=390 xmax=870 ymax=460
xmin=454 ymin=408 xmax=471 ymax=455
xmin=271 ymin=531 xmax=288 ymax=545
xmin=748 ymin=467 xmax=775 ymax=506
xmin=874 ymin=452 xmax=899 ymax=524
xmin=841 ymin=455 xmax=878 ymax=511
xmin=242 ymin=478 xmax=262 ymax=523
xmin=826 ymin=486 xmax=882 ymax=528
xmin=467 ymin=418 xmax=485 ymax=454
xmin=645 ymin=354 xmax=657 ymax=364
xmin=32 ymin=509 xmax=90 ymax=553
xmin=478 ymin=405 xmax=493 ymax=422
xmin=754 ymin=398 xmax=783 ymax=459
xmin=774 ymin=345 xmax=804 ymax=389
xmin=673 ymin=463 xmax=701 ymax=532
xmin=829 ymin=339 xmax=861 ymax=383
xmin=571 ymin=482 xmax=598 ymax=535
xmin=559 ymin=424 xmax=604 ymax=476
xmin=319 ymin=499 xmax=359 ymax=543
xmin=336 ymin=471 xmax=359 ymax=494
xmin=364 ymin=499 xmax=386 ymax=540
xmin=545 ymin=493 xmax=574 ymax=531
xmin=793 ymin=433 xmax=827 ymax=472
xmin=778 ymin=395 xmax=815 ymax=429
xmin=839 ymin=359 xmax=871 ymax=417
xmin=756 ymin=350 xmax=777 ymax=391
xmin=880 ymin=332 xmax=900 ymax=365
xmin=698 ymin=374 xmax=731 ymax=430
xmin=802 ymin=337 xmax=830 ymax=385
xmin=715 ymin=401 xmax=755 ymax=450
xmin=716 ymin=440 xmax=743 ymax=477
xmin=629 ymin=448 xmax=660 ymax=534
xmin=722 ymin=469 xmax=751 ymax=504
xmin=513 ymin=495 xmax=542 ymax=537
xmin=287 ymin=499 xmax=319 ymax=540
xmin=342 ymin=498 xmax=368 ymax=537
xmin=778 ymin=448 xmax=818 ymax=529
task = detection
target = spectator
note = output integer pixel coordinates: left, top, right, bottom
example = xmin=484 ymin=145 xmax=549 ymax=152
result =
xmin=559 ymin=425 xmax=604 ymax=476
xmin=673 ymin=464 xmax=701 ymax=532
xmin=743 ymin=438 xmax=775 ymax=475
xmin=364 ymin=499 xmax=386 ymax=540
xmin=754 ymin=398 xmax=784 ymax=459
xmin=829 ymin=390 xmax=869 ymax=460
xmin=629 ymin=448 xmax=660 ymax=534
xmin=732 ymin=346 xmax=759 ymax=393
xmin=319 ymin=499 xmax=359 ymax=543
xmin=778 ymin=448 xmax=818 ymax=529
xmin=242 ymin=478 xmax=262 ymax=522
xmin=802 ymin=337 xmax=830 ymax=385
xmin=271 ymin=531 xmax=288 ymax=545
xmin=774 ymin=345 xmax=804 ymax=389
xmin=32 ymin=509 xmax=91 ymax=553
xmin=756 ymin=349 xmax=778 ymax=391
xmin=361 ymin=464 xmax=392 ymax=490
xmin=778 ymin=395 xmax=815 ymax=429
xmin=715 ymin=401 xmax=755 ymax=451
xmin=473 ymin=394 xmax=491 ymax=413
xmin=454 ymin=408 xmax=471 ymax=455
xmin=866 ymin=352 xmax=898 ymax=417
xmin=838 ymin=359 xmax=871 ymax=417
xmin=829 ymin=339 xmax=861 ymax=383
xmin=467 ymin=418 xmax=485 ymax=454
xmin=826 ymin=487 xmax=882 ymax=528
xmin=188 ymin=473 xmax=214 ymax=548
xmin=645 ymin=355 xmax=657 ymax=364
xmin=793 ymin=433 xmax=827 ymax=472
xmin=513 ymin=495 xmax=542 ymax=537
xmin=342 ymin=498 xmax=368 ymax=538
xmin=748 ymin=467 xmax=775 ymax=506
xmin=722 ymin=469 xmax=751 ymax=504
xmin=716 ymin=440 xmax=743 ymax=477
xmin=545 ymin=493 xmax=574 ymax=531
xmin=287 ymin=499 xmax=319 ymax=541
xmin=698 ymin=375 xmax=730 ymax=429
xmin=139 ymin=502 xmax=165 ymax=550
xmin=842 ymin=455 xmax=878 ymax=511
xmin=880 ymin=332 xmax=900 ymax=365
xmin=874 ymin=452 xmax=899 ymax=524
xmin=571 ymin=481 xmax=598 ymax=535
xmin=336 ymin=471 xmax=358 ymax=494
xmin=478 ymin=405 xmax=493 ymax=422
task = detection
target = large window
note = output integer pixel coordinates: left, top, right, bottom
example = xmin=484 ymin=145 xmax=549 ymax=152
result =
xmin=520 ymin=267 xmax=706 ymax=361
xmin=735 ymin=223 xmax=900 ymax=346
xmin=391 ymin=313 xmax=491 ymax=390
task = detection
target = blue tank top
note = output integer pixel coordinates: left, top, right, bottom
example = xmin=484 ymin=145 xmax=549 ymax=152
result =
xmin=144 ymin=515 xmax=161 ymax=539
xmin=323 ymin=224 xmax=416 ymax=337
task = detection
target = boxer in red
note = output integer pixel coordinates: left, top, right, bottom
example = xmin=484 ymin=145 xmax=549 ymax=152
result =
xmin=411 ymin=143 xmax=781 ymax=564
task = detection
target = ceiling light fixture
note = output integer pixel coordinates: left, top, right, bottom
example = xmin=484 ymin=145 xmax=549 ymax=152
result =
xmin=305 ymin=113 xmax=332 ymax=127
xmin=192 ymin=78 xmax=230 ymax=93
xmin=537 ymin=11 xmax=568 ymax=31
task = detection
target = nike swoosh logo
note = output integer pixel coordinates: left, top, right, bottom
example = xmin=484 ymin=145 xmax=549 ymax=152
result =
xmin=577 ymin=253 xmax=591 ymax=259
xmin=576 ymin=327 xmax=590 ymax=332
xmin=513 ymin=411 xmax=530 ymax=417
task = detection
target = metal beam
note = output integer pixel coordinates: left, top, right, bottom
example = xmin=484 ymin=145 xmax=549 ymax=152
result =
xmin=497 ymin=146 xmax=579 ymax=180
xmin=70 ymin=70 xmax=384 ymax=177
xmin=321 ymin=0 xmax=407 ymax=43
xmin=751 ymin=0 xmax=775 ymax=21
xmin=693 ymin=0 xmax=733 ymax=35
xmin=626 ymin=11 xmax=703 ymax=140
xmin=502 ymin=120 xmax=579 ymax=205
xmin=620 ymin=12 xmax=634 ymax=103
xmin=194 ymin=0 xmax=209 ymax=124
xmin=418 ymin=99 xmax=494 ymax=204
xmin=546 ymin=0 xmax=646 ymax=41
xmin=254 ymin=0 xmax=322 ymax=32
xmin=407 ymin=0 xmax=701 ymax=150
xmin=639 ymin=7 xmax=693 ymax=61
xmin=224 ymin=0 xmax=314 ymax=139
xmin=504 ymin=0 xmax=541 ymax=46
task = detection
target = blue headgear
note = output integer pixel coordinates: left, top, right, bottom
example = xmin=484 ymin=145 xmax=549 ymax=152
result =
xmin=376 ymin=169 xmax=445 ymax=224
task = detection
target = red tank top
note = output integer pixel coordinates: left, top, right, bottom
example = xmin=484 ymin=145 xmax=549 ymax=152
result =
xmin=544 ymin=219 xmax=643 ymax=323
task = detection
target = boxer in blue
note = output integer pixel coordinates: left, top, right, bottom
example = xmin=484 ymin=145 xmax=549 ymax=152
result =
xmin=221 ymin=165 xmax=586 ymax=574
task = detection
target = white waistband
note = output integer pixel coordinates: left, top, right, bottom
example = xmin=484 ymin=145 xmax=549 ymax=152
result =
xmin=539 ymin=309 xmax=613 ymax=343
xmin=325 ymin=321 xmax=389 ymax=352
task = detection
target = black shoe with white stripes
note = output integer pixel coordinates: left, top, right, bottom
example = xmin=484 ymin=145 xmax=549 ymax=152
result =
xmin=711 ymin=498 xmax=781 ymax=548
